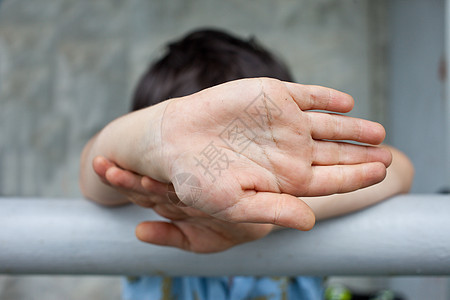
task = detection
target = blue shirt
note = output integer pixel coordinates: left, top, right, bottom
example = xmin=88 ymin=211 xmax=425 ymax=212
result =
xmin=122 ymin=276 xmax=323 ymax=300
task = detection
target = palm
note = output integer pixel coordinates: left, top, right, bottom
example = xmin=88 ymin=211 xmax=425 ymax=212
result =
xmin=157 ymin=78 xmax=390 ymax=229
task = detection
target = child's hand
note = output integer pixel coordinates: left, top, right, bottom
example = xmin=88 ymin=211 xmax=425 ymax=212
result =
xmin=153 ymin=78 xmax=391 ymax=230
xmin=93 ymin=156 xmax=274 ymax=253
xmin=87 ymin=78 xmax=392 ymax=232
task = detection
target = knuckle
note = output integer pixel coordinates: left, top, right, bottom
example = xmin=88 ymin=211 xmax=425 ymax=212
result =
xmin=272 ymin=197 xmax=283 ymax=224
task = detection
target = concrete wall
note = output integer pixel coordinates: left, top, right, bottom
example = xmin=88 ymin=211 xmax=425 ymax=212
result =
xmin=0 ymin=0 xmax=390 ymax=299
xmin=387 ymin=0 xmax=449 ymax=193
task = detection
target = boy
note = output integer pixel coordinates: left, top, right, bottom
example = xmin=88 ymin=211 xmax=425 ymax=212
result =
xmin=80 ymin=29 xmax=413 ymax=299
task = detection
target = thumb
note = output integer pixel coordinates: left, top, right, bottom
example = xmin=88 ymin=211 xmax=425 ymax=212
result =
xmin=223 ymin=192 xmax=316 ymax=231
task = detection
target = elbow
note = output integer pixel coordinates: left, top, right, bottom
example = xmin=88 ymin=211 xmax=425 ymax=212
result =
xmin=392 ymin=147 xmax=415 ymax=194
xmin=402 ymin=155 xmax=415 ymax=193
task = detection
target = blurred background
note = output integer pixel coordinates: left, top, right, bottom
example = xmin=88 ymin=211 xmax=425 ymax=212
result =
xmin=0 ymin=0 xmax=449 ymax=299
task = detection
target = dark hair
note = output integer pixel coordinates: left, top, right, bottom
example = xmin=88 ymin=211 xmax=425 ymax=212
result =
xmin=131 ymin=28 xmax=293 ymax=111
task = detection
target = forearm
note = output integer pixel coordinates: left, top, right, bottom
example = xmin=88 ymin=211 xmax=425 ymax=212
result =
xmin=79 ymin=101 xmax=170 ymax=205
xmin=303 ymin=146 xmax=414 ymax=221
xmin=79 ymin=135 xmax=128 ymax=205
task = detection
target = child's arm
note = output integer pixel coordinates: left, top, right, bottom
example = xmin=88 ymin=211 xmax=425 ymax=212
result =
xmin=80 ymin=78 xmax=392 ymax=234
xmin=80 ymin=134 xmax=130 ymax=206
xmin=303 ymin=146 xmax=414 ymax=220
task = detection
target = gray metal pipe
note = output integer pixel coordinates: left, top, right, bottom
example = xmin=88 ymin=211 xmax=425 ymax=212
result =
xmin=0 ymin=195 xmax=449 ymax=276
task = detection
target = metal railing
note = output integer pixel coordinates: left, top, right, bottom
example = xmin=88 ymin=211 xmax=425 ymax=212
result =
xmin=0 ymin=195 xmax=449 ymax=276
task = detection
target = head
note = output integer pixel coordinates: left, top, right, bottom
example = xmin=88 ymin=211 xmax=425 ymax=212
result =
xmin=132 ymin=28 xmax=293 ymax=111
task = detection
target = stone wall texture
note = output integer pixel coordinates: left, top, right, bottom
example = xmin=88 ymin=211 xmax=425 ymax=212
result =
xmin=0 ymin=0 xmax=387 ymax=299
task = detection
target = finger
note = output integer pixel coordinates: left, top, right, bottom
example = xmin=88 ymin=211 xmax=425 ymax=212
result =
xmin=308 ymin=112 xmax=386 ymax=145
xmin=105 ymin=166 xmax=149 ymax=195
xmin=222 ymin=193 xmax=316 ymax=231
xmin=307 ymin=162 xmax=387 ymax=196
xmin=285 ymin=82 xmax=354 ymax=112
xmin=105 ymin=168 xmax=165 ymax=206
xmin=92 ymin=156 xmax=116 ymax=184
xmin=141 ymin=176 xmax=169 ymax=196
xmin=94 ymin=156 xmax=168 ymax=195
xmin=312 ymin=141 xmax=392 ymax=167
xmin=136 ymin=221 xmax=190 ymax=251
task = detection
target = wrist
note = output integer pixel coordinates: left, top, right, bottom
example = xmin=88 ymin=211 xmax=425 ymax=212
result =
xmin=94 ymin=99 xmax=172 ymax=182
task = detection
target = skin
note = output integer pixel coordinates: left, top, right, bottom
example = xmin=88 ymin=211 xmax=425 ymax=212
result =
xmin=80 ymin=78 xmax=395 ymax=253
